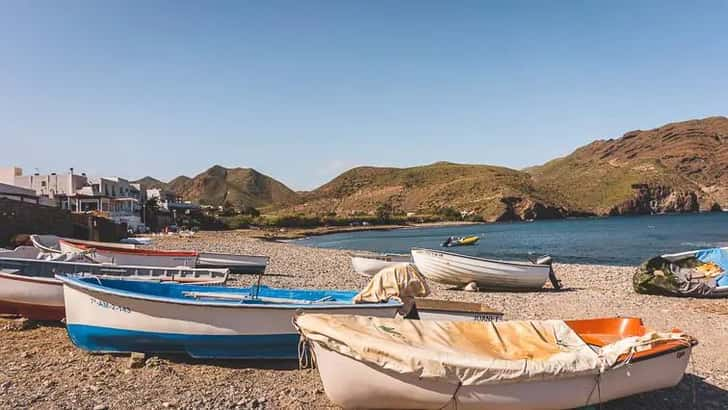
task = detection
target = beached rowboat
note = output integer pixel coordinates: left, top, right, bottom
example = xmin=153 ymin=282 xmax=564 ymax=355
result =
xmin=42 ymin=236 xmax=269 ymax=274
xmin=297 ymin=315 xmax=695 ymax=410
xmin=58 ymin=276 xmax=402 ymax=359
xmin=411 ymin=248 xmax=553 ymax=290
xmin=350 ymin=253 xmax=412 ymax=276
xmin=0 ymin=255 xmax=228 ymax=321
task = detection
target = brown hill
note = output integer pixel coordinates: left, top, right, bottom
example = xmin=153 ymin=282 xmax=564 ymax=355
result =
xmin=171 ymin=165 xmax=299 ymax=208
xmin=528 ymin=116 xmax=728 ymax=215
xmin=281 ymin=162 xmax=565 ymax=222
xmin=131 ymin=176 xmax=169 ymax=190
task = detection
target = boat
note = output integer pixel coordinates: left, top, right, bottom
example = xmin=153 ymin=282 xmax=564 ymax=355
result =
xmin=32 ymin=234 xmax=269 ymax=274
xmin=296 ymin=314 xmax=696 ymax=410
xmin=411 ymin=248 xmax=558 ymax=290
xmin=411 ymin=298 xmax=503 ymax=322
xmin=57 ymin=275 xmax=402 ymax=359
xmin=441 ymin=235 xmax=479 ymax=247
xmin=350 ymin=252 xmax=412 ymax=276
xmin=635 ymin=247 xmax=728 ymax=298
xmin=354 ymin=262 xmax=504 ymax=322
xmin=0 ymin=256 xmax=228 ymax=321
xmin=31 ymin=234 xmax=138 ymax=253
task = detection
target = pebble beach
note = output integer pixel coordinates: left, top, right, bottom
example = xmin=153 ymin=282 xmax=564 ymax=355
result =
xmin=2 ymin=230 xmax=728 ymax=409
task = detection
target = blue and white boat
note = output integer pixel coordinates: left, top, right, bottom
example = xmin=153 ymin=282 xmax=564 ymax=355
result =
xmin=56 ymin=275 xmax=402 ymax=359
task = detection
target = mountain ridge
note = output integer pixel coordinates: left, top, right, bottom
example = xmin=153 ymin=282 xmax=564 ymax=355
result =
xmin=133 ymin=116 xmax=728 ymax=221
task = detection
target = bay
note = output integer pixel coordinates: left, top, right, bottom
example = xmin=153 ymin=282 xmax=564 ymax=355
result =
xmin=296 ymin=212 xmax=728 ymax=266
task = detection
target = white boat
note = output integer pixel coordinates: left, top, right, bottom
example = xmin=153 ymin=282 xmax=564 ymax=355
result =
xmin=58 ymin=275 xmax=402 ymax=359
xmin=0 ymin=256 xmax=229 ymax=321
xmin=39 ymin=236 xmax=269 ymax=274
xmin=411 ymin=248 xmax=554 ymax=290
xmin=350 ymin=253 xmax=412 ymax=276
xmin=297 ymin=315 xmax=695 ymax=410
xmin=412 ymin=298 xmax=503 ymax=322
xmin=31 ymin=234 xmax=137 ymax=253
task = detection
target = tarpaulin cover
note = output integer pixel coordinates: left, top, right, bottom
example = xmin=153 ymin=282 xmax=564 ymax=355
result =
xmin=634 ymin=253 xmax=728 ymax=298
xmin=296 ymin=314 xmax=688 ymax=386
xmin=354 ymin=263 xmax=430 ymax=315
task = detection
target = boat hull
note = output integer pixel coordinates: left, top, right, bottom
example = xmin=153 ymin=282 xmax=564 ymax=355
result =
xmin=311 ymin=343 xmax=691 ymax=410
xmin=196 ymin=253 xmax=268 ymax=274
xmin=62 ymin=281 xmax=400 ymax=359
xmin=411 ymin=248 xmax=550 ymax=289
xmin=350 ymin=255 xmax=411 ymax=276
xmin=0 ymin=272 xmax=64 ymax=320
xmin=60 ymin=241 xmax=199 ymax=268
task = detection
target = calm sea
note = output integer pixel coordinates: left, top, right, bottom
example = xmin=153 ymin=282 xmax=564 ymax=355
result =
xmin=296 ymin=213 xmax=728 ymax=266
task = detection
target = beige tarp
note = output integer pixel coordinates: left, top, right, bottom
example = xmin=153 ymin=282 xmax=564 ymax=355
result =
xmin=354 ymin=263 xmax=430 ymax=315
xmin=295 ymin=314 xmax=690 ymax=385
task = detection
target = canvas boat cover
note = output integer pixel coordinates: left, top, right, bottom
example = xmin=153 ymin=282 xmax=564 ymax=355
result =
xmin=354 ymin=263 xmax=430 ymax=315
xmin=295 ymin=314 xmax=690 ymax=385
xmin=634 ymin=251 xmax=728 ymax=298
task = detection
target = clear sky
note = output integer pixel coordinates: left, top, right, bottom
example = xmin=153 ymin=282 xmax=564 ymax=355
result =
xmin=2 ymin=1 xmax=727 ymax=190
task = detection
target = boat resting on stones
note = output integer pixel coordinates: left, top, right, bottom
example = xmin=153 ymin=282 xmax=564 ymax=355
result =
xmin=634 ymin=247 xmax=728 ymax=298
xmin=350 ymin=252 xmax=412 ymax=276
xmin=0 ymin=251 xmax=228 ymax=321
xmin=411 ymin=248 xmax=560 ymax=290
xmin=296 ymin=314 xmax=695 ymax=410
xmin=57 ymin=275 xmax=402 ymax=359
xmin=30 ymin=234 xmax=269 ymax=274
xmin=355 ymin=262 xmax=504 ymax=322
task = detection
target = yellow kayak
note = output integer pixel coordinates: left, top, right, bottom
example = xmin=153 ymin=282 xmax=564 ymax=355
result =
xmin=441 ymin=235 xmax=480 ymax=247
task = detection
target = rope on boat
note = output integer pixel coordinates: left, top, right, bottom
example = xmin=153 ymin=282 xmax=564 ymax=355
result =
xmin=437 ymin=381 xmax=462 ymax=410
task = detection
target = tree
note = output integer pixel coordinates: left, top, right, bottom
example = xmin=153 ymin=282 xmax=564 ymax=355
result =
xmin=375 ymin=202 xmax=394 ymax=223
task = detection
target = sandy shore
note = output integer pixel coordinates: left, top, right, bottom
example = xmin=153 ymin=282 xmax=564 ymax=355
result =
xmin=2 ymin=230 xmax=727 ymax=409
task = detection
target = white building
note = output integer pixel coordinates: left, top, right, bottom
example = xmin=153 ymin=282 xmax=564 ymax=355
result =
xmin=0 ymin=166 xmax=147 ymax=231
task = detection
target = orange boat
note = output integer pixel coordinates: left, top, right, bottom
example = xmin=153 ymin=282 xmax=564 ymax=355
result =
xmin=296 ymin=315 xmax=696 ymax=410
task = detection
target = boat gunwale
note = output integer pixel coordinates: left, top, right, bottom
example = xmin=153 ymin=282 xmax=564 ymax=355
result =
xmin=60 ymin=240 xmax=199 ymax=257
xmin=411 ymin=248 xmax=551 ymax=269
xmin=57 ymin=275 xmax=403 ymax=310
xmin=0 ymin=269 xmax=62 ymax=285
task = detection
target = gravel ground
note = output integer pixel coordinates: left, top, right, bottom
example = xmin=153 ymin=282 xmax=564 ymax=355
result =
xmin=2 ymin=230 xmax=727 ymax=409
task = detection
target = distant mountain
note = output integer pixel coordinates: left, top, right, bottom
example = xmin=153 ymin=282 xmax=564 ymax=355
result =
xmin=528 ymin=116 xmax=728 ymax=215
xmin=167 ymin=176 xmax=192 ymax=194
xmin=131 ymin=176 xmax=169 ymax=190
xmin=169 ymin=165 xmax=299 ymax=208
xmin=280 ymin=162 xmax=565 ymax=222
xmin=132 ymin=116 xmax=728 ymax=221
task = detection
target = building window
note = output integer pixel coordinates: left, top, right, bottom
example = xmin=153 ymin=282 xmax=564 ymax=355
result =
xmin=41 ymin=181 xmax=47 ymax=187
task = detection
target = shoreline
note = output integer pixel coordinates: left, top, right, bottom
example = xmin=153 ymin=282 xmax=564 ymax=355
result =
xmin=2 ymin=231 xmax=727 ymax=409
xmin=248 ymin=220 xmax=484 ymax=241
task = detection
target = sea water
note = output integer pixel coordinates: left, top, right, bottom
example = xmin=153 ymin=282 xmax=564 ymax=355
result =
xmin=297 ymin=213 xmax=728 ymax=266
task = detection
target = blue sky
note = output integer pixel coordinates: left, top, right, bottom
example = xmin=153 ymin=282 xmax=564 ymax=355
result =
xmin=1 ymin=1 xmax=727 ymax=189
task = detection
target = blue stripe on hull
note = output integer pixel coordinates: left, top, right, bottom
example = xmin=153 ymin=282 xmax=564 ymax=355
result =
xmin=66 ymin=324 xmax=301 ymax=359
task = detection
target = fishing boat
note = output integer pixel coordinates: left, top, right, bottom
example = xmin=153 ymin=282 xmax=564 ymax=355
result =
xmin=296 ymin=315 xmax=696 ymax=410
xmin=350 ymin=253 xmax=412 ymax=276
xmin=441 ymin=235 xmax=479 ymax=247
xmin=0 ymin=256 xmax=228 ymax=321
xmin=411 ymin=299 xmax=503 ymax=322
xmin=31 ymin=235 xmax=269 ymax=274
xmin=57 ymin=275 xmax=402 ymax=359
xmin=411 ymin=248 xmax=558 ymax=290
xmin=31 ymin=234 xmax=137 ymax=253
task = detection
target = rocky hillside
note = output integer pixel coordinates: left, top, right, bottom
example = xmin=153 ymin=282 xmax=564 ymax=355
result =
xmin=281 ymin=162 xmax=566 ymax=222
xmin=528 ymin=116 xmax=728 ymax=215
xmin=131 ymin=176 xmax=169 ymax=190
xmin=137 ymin=166 xmax=299 ymax=208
